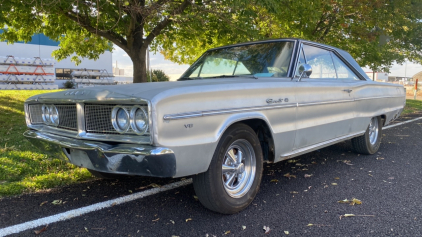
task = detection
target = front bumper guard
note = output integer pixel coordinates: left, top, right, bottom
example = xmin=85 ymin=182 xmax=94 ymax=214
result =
xmin=23 ymin=130 xmax=176 ymax=177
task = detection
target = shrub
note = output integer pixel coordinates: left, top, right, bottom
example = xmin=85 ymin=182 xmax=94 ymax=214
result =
xmin=147 ymin=69 xmax=170 ymax=82
xmin=63 ymin=80 xmax=75 ymax=89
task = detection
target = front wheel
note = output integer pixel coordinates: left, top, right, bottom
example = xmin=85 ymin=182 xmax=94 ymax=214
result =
xmin=193 ymin=123 xmax=263 ymax=214
xmin=352 ymin=116 xmax=383 ymax=155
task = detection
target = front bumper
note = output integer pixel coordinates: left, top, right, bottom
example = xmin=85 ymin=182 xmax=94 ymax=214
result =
xmin=23 ymin=130 xmax=176 ymax=177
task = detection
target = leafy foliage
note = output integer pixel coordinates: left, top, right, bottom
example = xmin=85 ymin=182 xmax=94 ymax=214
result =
xmin=63 ymin=80 xmax=75 ymax=89
xmin=147 ymin=69 xmax=170 ymax=82
xmin=1 ymin=0 xmax=421 ymax=83
xmin=0 ymin=0 xmax=270 ymax=83
xmin=160 ymin=0 xmax=422 ymax=73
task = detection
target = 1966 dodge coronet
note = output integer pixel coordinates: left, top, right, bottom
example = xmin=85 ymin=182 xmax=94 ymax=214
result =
xmin=24 ymin=39 xmax=405 ymax=214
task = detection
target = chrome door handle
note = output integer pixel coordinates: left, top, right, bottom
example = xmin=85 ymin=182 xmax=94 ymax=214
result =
xmin=343 ymin=89 xmax=352 ymax=93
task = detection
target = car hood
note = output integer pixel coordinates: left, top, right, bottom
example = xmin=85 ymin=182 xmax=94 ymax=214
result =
xmin=28 ymin=78 xmax=288 ymax=103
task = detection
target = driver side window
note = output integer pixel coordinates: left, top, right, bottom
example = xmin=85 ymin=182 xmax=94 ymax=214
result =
xmin=302 ymin=45 xmax=336 ymax=79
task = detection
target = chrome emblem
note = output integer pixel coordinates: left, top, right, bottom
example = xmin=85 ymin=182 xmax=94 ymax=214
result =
xmin=266 ymin=98 xmax=286 ymax=104
xmin=184 ymin=124 xmax=193 ymax=128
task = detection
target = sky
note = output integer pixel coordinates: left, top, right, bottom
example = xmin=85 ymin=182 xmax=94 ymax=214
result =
xmin=112 ymin=46 xmax=422 ymax=80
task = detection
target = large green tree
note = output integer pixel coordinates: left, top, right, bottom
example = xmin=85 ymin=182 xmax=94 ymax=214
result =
xmin=161 ymin=0 xmax=422 ymax=73
xmin=0 ymin=0 xmax=271 ymax=83
xmin=1 ymin=0 xmax=421 ymax=82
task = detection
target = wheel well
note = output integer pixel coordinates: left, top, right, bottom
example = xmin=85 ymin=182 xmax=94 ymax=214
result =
xmin=234 ymin=119 xmax=275 ymax=163
xmin=380 ymin=114 xmax=386 ymax=126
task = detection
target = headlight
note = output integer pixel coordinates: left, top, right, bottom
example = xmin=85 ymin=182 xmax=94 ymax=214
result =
xmin=112 ymin=106 xmax=130 ymax=133
xmin=130 ymin=106 xmax=148 ymax=135
xmin=41 ymin=104 xmax=51 ymax=124
xmin=49 ymin=105 xmax=59 ymax=126
xmin=42 ymin=104 xmax=59 ymax=126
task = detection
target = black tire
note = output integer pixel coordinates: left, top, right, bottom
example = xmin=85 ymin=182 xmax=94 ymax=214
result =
xmin=192 ymin=123 xmax=263 ymax=214
xmin=352 ymin=116 xmax=382 ymax=155
xmin=88 ymin=169 xmax=130 ymax=179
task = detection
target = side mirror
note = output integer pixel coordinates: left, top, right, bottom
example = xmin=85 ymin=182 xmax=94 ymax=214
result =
xmin=298 ymin=64 xmax=312 ymax=81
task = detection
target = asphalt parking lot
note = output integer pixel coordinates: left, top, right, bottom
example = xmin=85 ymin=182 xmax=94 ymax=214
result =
xmin=1 ymin=115 xmax=422 ymax=237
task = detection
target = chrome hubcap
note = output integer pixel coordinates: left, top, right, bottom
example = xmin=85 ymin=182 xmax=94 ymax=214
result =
xmin=221 ymin=139 xmax=256 ymax=198
xmin=368 ymin=117 xmax=379 ymax=145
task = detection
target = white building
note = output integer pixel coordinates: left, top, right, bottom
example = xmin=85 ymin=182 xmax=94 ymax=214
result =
xmin=0 ymin=32 xmax=112 ymax=88
xmin=365 ymin=71 xmax=389 ymax=82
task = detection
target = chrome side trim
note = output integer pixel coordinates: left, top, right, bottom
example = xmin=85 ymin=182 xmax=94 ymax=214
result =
xmin=280 ymin=131 xmax=365 ymax=160
xmin=298 ymin=99 xmax=354 ymax=107
xmin=355 ymin=95 xmax=403 ymax=101
xmin=163 ymin=103 xmax=297 ymax=120
xmin=164 ymin=95 xmax=405 ymax=120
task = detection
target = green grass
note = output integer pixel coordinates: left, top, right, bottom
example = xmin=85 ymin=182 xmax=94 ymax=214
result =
xmin=402 ymin=99 xmax=422 ymax=115
xmin=1 ymin=91 xmax=422 ymax=197
xmin=0 ymin=90 xmax=93 ymax=197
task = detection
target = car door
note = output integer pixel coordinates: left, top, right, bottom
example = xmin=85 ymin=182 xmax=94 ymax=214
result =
xmin=293 ymin=44 xmax=356 ymax=150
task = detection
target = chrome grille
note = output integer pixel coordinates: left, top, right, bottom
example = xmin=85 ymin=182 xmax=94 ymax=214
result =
xmin=56 ymin=105 xmax=77 ymax=130
xmin=28 ymin=103 xmax=77 ymax=130
xmin=85 ymin=104 xmax=149 ymax=135
xmin=28 ymin=104 xmax=43 ymax=124
xmin=85 ymin=104 xmax=117 ymax=134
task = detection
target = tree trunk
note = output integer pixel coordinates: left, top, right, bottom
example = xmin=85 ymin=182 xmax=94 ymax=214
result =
xmin=131 ymin=47 xmax=148 ymax=83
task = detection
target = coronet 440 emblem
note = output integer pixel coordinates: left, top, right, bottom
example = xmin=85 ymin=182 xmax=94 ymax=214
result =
xmin=266 ymin=98 xmax=289 ymax=104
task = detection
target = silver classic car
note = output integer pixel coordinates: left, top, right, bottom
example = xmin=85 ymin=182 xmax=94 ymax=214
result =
xmin=24 ymin=39 xmax=405 ymax=214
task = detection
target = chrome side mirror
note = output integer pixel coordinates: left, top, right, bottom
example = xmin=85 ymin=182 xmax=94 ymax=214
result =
xmin=298 ymin=64 xmax=312 ymax=81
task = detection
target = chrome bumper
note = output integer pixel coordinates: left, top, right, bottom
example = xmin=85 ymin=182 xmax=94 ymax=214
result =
xmin=23 ymin=130 xmax=176 ymax=177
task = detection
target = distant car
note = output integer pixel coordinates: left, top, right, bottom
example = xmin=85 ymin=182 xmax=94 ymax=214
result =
xmin=24 ymin=39 xmax=406 ymax=214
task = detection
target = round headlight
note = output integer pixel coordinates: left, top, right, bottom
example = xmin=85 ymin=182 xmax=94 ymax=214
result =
xmin=112 ymin=106 xmax=130 ymax=133
xmin=49 ymin=105 xmax=59 ymax=126
xmin=130 ymin=106 xmax=148 ymax=135
xmin=41 ymin=104 xmax=51 ymax=124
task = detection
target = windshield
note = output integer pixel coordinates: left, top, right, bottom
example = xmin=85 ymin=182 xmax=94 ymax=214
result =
xmin=180 ymin=41 xmax=294 ymax=80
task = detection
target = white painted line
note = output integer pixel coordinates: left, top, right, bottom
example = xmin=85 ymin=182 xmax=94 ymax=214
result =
xmin=0 ymin=179 xmax=192 ymax=237
xmin=384 ymin=117 xmax=422 ymax=130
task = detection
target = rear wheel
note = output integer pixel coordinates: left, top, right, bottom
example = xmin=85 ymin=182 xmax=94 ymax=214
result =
xmin=352 ymin=116 xmax=382 ymax=154
xmin=193 ymin=123 xmax=263 ymax=214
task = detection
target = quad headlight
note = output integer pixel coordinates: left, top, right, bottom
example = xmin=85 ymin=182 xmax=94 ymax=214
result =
xmin=130 ymin=105 xmax=148 ymax=135
xmin=111 ymin=105 xmax=148 ymax=134
xmin=41 ymin=104 xmax=59 ymax=126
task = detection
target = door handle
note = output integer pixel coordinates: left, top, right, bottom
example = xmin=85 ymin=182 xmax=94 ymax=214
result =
xmin=343 ymin=89 xmax=353 ymax=93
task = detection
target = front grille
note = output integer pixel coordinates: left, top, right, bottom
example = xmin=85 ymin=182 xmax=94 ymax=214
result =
xmin=28 ymin=104 xmax=43 ymax=124
xmin=85 ymin=104 xmax=149 ymax=135
xmin=57 ymin=105 xmax=77 ymax=130
xmin=28 ymin=103 xmax=149 ymax=136
xmin=85 ymin=104 xmax=118 ymax=134
xmin=28 ymin=103 xmax=77 ymax=130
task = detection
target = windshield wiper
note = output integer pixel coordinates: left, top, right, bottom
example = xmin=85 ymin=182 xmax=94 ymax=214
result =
xmin=178 ymin=77 xmax=203 ymax=81
xmin=206 ymin=75 xmax=258 ymax=79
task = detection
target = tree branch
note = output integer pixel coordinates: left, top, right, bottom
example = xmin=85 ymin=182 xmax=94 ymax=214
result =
xmin=63 ymin=10 xmax=129 ymax=52
xmin=144 ymin=0 xmax=191 ymax=46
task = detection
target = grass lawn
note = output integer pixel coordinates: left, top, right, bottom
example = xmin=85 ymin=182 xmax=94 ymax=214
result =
xmin=402 ymin=99 xmax=422 ymax=115
xmin=0 ymin=90 xmax=422 ymax=197
xmin=0 ymin=90 xmax=93 ymax=197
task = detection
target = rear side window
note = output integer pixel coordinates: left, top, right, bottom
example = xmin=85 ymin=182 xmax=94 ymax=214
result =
xmin=331 ymin=53 xmax=359 ymax=80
